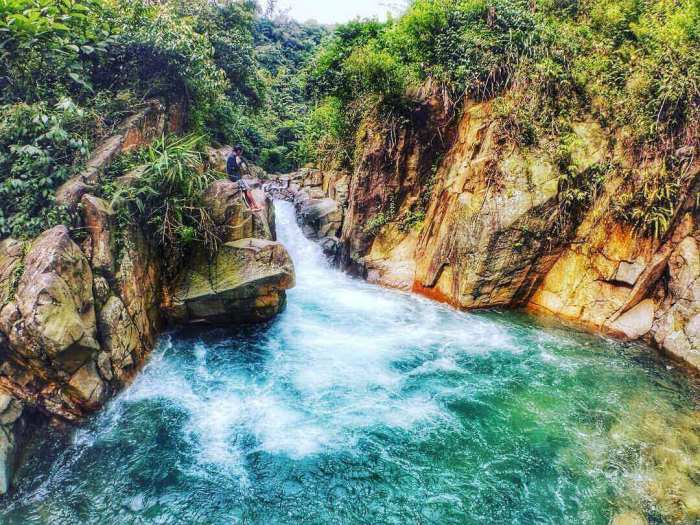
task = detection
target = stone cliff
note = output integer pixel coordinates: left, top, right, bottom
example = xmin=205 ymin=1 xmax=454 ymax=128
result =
xmin=273 ymin=97 xmax=699 ymax=373
xmin=0 ymin=107 xmax=295 ymax=494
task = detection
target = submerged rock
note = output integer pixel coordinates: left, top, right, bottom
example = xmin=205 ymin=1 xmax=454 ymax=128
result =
xmin=611 ymin=512 xmax=648 ymax=525
xmin=164 ymin=238 xmax=295 ymax=325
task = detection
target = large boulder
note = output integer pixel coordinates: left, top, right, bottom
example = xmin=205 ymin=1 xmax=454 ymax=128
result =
xmin=164 ymin=238 xmax=295 ymax=325
xmin=414 ymin=111 xmax=606 ymax=309
xmin=0 ymin=226 xmax=99 ymax=372
xmin=297 ymin=198 xmax=343 ymax=240
xmin=203 ymin=180 xmax=275 ymax=242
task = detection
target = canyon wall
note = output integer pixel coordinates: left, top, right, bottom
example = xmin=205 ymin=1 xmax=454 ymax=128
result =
xmin=0 ymin=106 xmax=294 ymax=494
xmin=279 ymin=98 xmax=700 ymax=372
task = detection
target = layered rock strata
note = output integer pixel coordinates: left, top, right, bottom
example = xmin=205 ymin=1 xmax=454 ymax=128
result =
xmin=273 ymin=98 xmax=700 ymax=372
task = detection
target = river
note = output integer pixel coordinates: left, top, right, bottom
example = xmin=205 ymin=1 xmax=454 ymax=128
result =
xmin=1 ymin=201 xmax=698 ymax=524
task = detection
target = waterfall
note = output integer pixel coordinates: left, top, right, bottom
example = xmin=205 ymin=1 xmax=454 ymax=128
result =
xmin=1 ymin=201 xmax=697 ymax=525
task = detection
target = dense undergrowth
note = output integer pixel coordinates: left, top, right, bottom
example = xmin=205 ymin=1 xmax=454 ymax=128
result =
xmin=302 ymin=0 xmax=699 ymax=238
xmin=1 ymin=0 xmax=698 ymax=244
xmin=0 ymin=0 xmax=326 ymax=239
xmin=99 ymin=133 xmax=220 ymax=274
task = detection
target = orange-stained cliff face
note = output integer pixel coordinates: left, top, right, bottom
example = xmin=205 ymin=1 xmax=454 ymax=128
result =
xmin=286 ymin=95 xmax=700 ymax=372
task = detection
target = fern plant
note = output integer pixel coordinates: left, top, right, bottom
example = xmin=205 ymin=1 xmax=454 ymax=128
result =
xmin=108 ymin=133 xmax=221 ymax=265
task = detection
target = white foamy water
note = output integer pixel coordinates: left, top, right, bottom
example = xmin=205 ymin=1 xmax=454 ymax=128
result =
xmin=2 ymin=201 xmax=697 ymax=525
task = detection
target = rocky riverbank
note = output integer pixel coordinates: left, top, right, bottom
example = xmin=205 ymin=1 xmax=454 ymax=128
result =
xmin=0 ymin=106 xmax=295 ymax=495
xmin=268 ymin=99 xmax=700 ymax=375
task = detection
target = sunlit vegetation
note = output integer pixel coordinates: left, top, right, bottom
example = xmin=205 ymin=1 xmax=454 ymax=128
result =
xmin=301 ymin=0 xmax=700 ymax=237
xmin=0 ymin=0 xmax=325 ymax=239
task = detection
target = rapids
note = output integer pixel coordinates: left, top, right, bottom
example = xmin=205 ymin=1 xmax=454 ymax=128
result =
xmin=1 ymin=201 xmax=698 ymax=524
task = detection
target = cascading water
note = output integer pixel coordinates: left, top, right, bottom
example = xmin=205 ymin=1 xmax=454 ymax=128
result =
xmin=1 ymin=201 xmax=698 ymax=524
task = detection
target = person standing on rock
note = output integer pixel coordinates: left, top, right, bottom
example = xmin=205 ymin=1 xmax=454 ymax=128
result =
xmin=227 ymin=145 xmax=262 ymax=212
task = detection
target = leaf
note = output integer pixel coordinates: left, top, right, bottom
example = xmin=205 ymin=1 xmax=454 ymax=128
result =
xmin=67 ymin=72 xmax=93 ymax=92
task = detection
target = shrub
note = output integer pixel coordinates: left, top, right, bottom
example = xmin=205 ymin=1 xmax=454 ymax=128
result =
xmin=613 ymin=163 xmax=688 ymax=239
xmin=296 ymin=97 xmax=352 ymax=168
xmin=0 ymin=0 xmax=114 ymax=104
xmin=342 ymin=43 xmax=407 ymax=99
xmin=0 ymin=99 xmax=92 ymax=238
xmin=108 ymin=134 xmax=220 ymax=260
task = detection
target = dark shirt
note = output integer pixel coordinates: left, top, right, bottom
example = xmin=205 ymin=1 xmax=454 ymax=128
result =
xmin=226 ymin=153 xmax=247 ymax=182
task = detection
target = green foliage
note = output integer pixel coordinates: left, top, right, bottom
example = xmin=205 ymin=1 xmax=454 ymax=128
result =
xmin=613 ymin=164 xmax=687 ymax=239
xmin=108 ymin=134 xmax=220 ymax=258
xmin=253 ymin=16 xmax=328 ymax=172
xmin=300 ymin=0 xmax=699 ymax=235
xmin=399 ymin=209 xmax=426 ymax=232
xmin=297 ymin=97 xmax=352 ymax=167
xmin=107 ymin=0 xmax=229 ymax=132
xmin=308 ymin=0 xmax=539 ymax=103
xmin=569 ymin=0 xmax=700 ymax=148
xmin=343 ymin=43 xmax=408 ymax=99
xmin=0 ymin=0 xmax=326 ymax=240
xmin=364 ymin=212 xmax=390 ymax=235
xmin=302 ymin=0 xmax=543 ymax=168
xmin=0 ymin=0 xmax=114 ymax=103
xmin=557 ymin=162 xmax=609 ymax=220
xmin=307 ymin=20 xmax=387 ymax=101
xmin=364 ymin=196 xmax=398 ymax=235
xmin=0 ymin=99 xmax=90 ymax=238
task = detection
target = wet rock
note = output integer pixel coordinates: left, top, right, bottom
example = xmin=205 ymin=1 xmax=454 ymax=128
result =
xmin=293 ymin=190 xmax=311 ymax=209
xmin=96 ymin=351 xmax=113 ymax=382
xmin=319 ymin=237 xmax=341 ymax=260
xmin=365 ymin=225 xmax=419 ymax=291
xmin=0 ymin=392 xmax=27 ymax=495
xmin=164 ymin=238 xmax=295 ymax=325
xmin=297 ymin=198 xmax=343 ymax=241
xmin=68 ymin=360 xmax=106 ymax=407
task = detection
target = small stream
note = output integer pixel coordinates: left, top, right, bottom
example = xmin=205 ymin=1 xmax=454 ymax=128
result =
xmin=1 ymin=201 xmax=698 ymax=524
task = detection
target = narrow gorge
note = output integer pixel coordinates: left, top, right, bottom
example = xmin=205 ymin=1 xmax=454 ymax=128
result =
xmin=281 ymin=98 xmax=700 ymax=372
xmin=1 ymin=0 xmax=699 ymax=523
